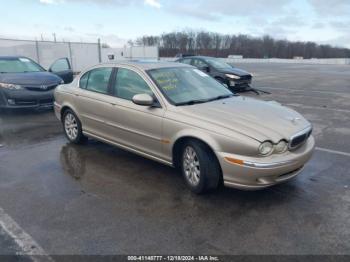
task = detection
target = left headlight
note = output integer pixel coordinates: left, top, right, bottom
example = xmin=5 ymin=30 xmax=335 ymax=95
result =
xmin=275 ymin=140 xmax=288 ymax=153
xmin=225 ymin=74 xmax=240 ymax=80
xmin=259 ymin=141 xmax=274 ymax=155
xmin=0 ymin=83 xmax=24 ymax=90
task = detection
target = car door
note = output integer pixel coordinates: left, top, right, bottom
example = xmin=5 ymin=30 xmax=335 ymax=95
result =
xmin=105 ymin=67 xmax=165 ymax=159
xmin=74 ymin=67 xmax=115 ymax=139
xmin=49 ymin=58 xmax=74 ymax=83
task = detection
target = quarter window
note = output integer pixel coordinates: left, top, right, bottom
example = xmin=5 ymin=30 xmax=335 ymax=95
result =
xmin=113 ymin=68 xmax=153 ymax=101
xmin=84 ymin=68 xmax=112 ymax=94
xmin=79 ymin=72 xmax=89 ymax=89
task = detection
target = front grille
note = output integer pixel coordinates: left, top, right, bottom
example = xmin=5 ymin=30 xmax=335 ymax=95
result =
xmin=39 ymin=98 xmax=53 ymax=105
xmin=10 ymin=98 xmax=53 ymax=106
xmin=240 ymin=75 xmax=252 ymax=81
xmin=289 ymin=128 xmax=312 ymax=150
xmin=25 ymin=85 xmax=57 ymax=92
xmin=235 ymin=80 xmax=251 ymax=86
xmin=14 ymin=99 xmax=37 ymax=106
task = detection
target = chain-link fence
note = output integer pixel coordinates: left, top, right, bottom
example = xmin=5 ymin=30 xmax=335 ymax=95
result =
xmin=0 ymin=38 xmax=159 ymax=72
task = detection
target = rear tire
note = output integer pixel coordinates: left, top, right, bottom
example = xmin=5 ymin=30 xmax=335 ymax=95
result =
xmin=180 ymin=140 xmax=221 ymax=194
xmin=62 ymin=109 xmax=87 ymax=144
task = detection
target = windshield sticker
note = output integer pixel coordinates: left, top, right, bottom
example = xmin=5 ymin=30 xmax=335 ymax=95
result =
xmin=153 ymin=72 xmax=179 ymax=91
xmin=19 ymin=58 xmax=31 ymax=63
xmin=193 ymin=69 xmax=209 ymax=77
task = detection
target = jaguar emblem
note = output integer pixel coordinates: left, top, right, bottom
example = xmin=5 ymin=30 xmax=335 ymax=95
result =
xmin=287 ymin=117 xmax=301 ymax=124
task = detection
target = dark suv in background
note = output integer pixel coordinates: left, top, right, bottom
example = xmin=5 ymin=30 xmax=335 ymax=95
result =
xmin=0 ymin=56 xmax=73 ymax=110
xmin=176 ymin=56 xmax=253 ymax=92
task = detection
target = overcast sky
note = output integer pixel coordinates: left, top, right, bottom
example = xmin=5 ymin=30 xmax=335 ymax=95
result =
xmin=1 ymin=0 xmax=350 ymax=48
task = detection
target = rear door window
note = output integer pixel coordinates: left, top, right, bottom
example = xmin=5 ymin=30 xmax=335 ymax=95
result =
xmin=84 ymin=68 xmax=113 ymax=94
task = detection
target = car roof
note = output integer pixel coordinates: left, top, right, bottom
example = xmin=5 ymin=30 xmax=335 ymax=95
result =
xmin=179 ymin=56 xmax=212 ymax=59
xmin=100 ymin=60 xmax=192 ymax=70
xmin=0 ymin=56 xmax=30 ymax=60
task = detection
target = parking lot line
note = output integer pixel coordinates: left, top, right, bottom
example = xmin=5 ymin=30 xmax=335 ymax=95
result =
xmin=0 ymin=207 xmax=52 ymax=261
xmin=257 ymin=86 xmax=349 ymax=95
xmin=285 ymin=103 xmax=350 ymax=113
xmin=316 ymin=147 xmax=350 ymax=157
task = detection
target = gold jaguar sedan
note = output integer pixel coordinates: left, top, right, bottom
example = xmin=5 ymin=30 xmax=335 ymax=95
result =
xmin=54 ymin=61 xmax=315 ymax=193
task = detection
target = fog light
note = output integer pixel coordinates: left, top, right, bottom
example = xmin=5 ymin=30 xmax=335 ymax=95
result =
xmin=7 ymin=99 xmax=15 ymax=105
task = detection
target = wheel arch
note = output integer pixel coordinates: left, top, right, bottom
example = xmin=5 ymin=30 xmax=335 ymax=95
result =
xmin=60 ymin=103 xmax=80 ymax=123
xmin=171 ymin=134 xmax=221 ymax=170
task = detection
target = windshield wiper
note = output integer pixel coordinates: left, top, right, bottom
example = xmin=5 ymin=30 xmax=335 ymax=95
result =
xmin=176 ymin=94 xmax=236 ymax=106
xmin=207 ymin=94 xmax=235 ymax=102
xmin=176 ymin=99 xmax=211 ymax=106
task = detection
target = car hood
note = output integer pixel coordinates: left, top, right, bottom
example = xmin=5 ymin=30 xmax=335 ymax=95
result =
xmin=220 ymin=67 xmax=250 ymax=76
xmin=0 ymin=72 xmax=62 ymax=86
xmin=178 ymin=96 xmax=311 ymax=143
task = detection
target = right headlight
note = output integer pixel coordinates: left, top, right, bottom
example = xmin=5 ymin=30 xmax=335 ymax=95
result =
xmin=259 ymin=141 xmax=274 ymax=155
xmin=225 ymin=74 xmax=240 ymax=80
xmin=0 ymin=83 xmax=24 ymax=90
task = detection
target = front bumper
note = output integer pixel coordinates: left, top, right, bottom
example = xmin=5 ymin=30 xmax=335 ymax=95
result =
xmin=54 ymin=101 xmax=62 ymax=121
xmin=217 ymin=136 xmax=315 ymax=190
xmin=228 ymin=78 xmax=252 ymax=90
xmin=0 ymin=89 xmax=54 ymax=109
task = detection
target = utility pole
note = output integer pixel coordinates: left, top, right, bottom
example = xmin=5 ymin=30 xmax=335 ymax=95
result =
xmin=97 ymin=38 xmax=102 ymax=63
xmin=53 ymin=33 xmax=57 ymax=42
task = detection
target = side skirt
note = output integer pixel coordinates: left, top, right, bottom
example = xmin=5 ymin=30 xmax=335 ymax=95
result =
xmin=83 ymin=131 xmax=174 ymax=167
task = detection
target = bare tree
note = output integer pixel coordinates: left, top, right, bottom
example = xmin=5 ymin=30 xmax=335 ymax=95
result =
xmin=135 ymin=30 xmax=350 ymax=58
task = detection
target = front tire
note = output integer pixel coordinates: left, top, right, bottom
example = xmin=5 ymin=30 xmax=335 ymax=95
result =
xmin=62 ymin=109 xmax=87 ymax=144
xmin=180 ymin=140 xmax=221 ymax=194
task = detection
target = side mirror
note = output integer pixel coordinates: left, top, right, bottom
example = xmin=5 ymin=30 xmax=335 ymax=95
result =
xmin=132 ymin=93 xmax=155 ymax=106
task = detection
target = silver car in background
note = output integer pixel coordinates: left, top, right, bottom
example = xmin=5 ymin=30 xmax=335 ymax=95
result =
xmin=54 ymin=61 xmax=315 ymax=193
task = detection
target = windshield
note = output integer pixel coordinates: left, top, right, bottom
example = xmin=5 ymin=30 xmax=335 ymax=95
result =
xmin=0 ymin=57 xmax=45 ymax=73
xmin=204 ymin=58 xmax=232 ymax=70
xmin=148 ymin=67 xmax=233 ymax=105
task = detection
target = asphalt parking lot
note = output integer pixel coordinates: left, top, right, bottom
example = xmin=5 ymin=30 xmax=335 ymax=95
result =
xmin=0 ymin=63 xmax=349 ymax=258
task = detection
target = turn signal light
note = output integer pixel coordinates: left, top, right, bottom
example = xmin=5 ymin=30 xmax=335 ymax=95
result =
xmin=224 ymin=157 xmax=244 ymax=166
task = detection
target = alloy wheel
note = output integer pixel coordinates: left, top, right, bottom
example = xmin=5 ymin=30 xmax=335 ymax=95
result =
xmin=183 ymin=146 xmax=201 ymax=186
xmin=64 ymin=113 xmax=78 ymax=141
